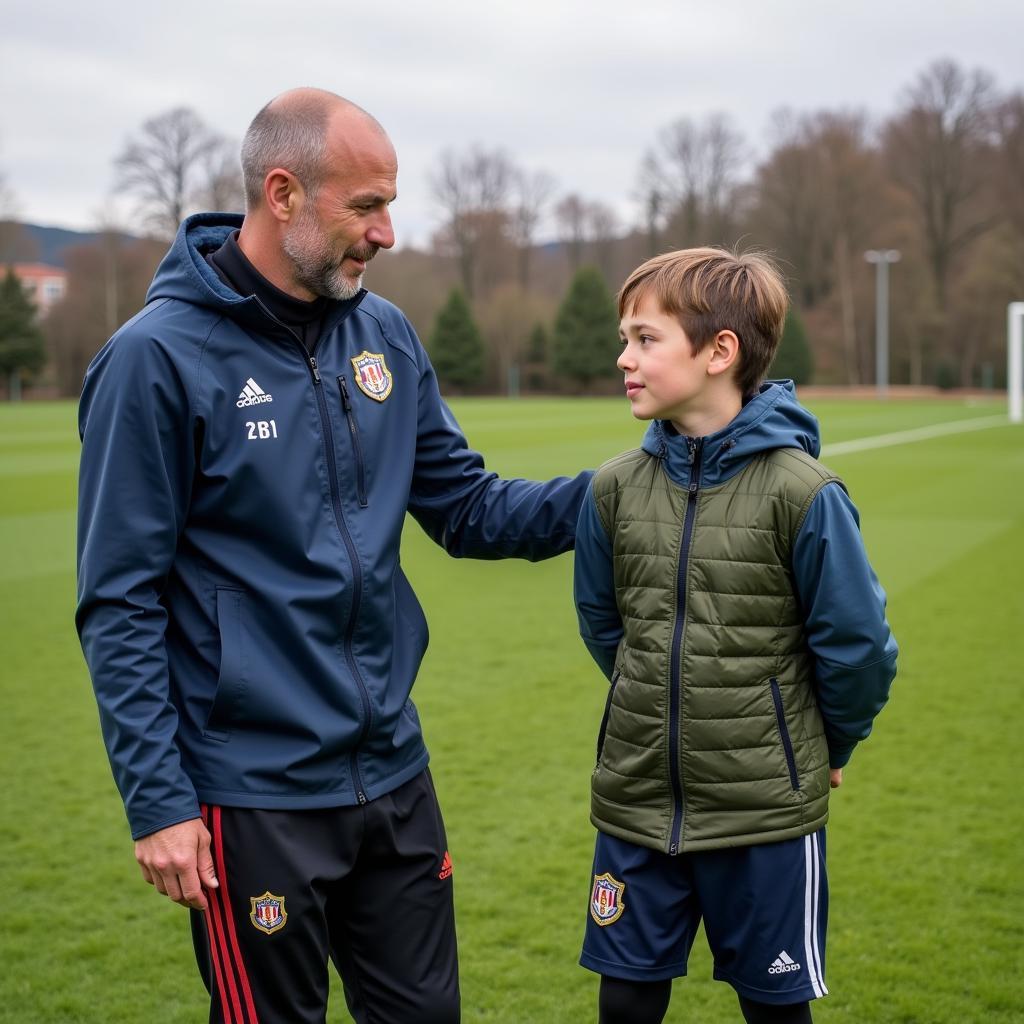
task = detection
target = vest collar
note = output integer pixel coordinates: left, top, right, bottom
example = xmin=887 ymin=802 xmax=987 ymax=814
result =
xmin=640 ymin=381 xmax=821 ymax=489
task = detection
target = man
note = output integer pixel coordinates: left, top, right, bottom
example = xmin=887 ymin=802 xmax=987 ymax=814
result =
xmin=76 ymin=88 xmax=590 ymax=1024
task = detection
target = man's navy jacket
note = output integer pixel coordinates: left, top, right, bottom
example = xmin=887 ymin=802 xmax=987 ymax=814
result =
xmin=76 ymin=214 xmax=591 ymax=840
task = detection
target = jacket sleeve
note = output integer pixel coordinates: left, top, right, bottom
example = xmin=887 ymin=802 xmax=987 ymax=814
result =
xmin=573 ymin=483 xmax=621 ymax=680
xmin=76 ymin=321 xmax=202 ymax=839
xmin=407 ymin=350 xmax=592 ymax=560
xmin=792 ymin=482 xmax=897 ymax=768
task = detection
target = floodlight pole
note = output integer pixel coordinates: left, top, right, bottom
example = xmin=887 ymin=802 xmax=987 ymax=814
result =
xmin=865 ymin=249 xmax=900 ymax=399
xmin=1010 ymin=301 xmax=1024 ymax=424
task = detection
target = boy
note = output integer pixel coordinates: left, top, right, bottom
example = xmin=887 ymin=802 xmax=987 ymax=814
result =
xmin=573 ymin=248 xmax=897 ymax=1024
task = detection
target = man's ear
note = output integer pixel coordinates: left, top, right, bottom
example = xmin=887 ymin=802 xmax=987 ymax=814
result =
xmin=707 ymin=329 xmax=740 ymax=377
xmin=264 ymin=168 xmax=303 ymax=223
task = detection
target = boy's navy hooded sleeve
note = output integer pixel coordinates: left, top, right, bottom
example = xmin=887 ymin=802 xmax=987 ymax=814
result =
xmin=76 ymin=315 xmax=202 ymax=839
xmin=407 ymin=336 xmax=592 ymax=560
xmin=792 ymin=482 xmax=897 ymax=768
xmin=573 ymin=482 xmax=621 ymax=680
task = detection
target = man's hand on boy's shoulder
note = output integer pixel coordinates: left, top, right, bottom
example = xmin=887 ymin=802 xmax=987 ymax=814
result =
xmin=830 ymin=768 xmax=843 ymax=789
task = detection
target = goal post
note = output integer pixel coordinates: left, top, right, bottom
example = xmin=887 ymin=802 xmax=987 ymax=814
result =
xmin=1010 ymin=302 xmax=1024 ymax=424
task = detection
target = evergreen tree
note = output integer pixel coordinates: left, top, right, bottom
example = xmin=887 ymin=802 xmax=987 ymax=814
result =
xmin=524 ymin=321 xmax=549 ymax=392
xmin=769 ymin=306 xmax=814 ymax=385
xmin=552 ymin=266 xmax=620 ymax=387
xmin=525 ymin=322 xmax=548 ymax=363
xmin=429 ymin=287 xmax=484 ymax=390
xmin=0 ymin=269 xmax=46 ymax=399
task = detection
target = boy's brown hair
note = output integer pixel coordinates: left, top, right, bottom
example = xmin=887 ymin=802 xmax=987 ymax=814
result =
xmin=617 ymin=247 xmax=789 ymax=397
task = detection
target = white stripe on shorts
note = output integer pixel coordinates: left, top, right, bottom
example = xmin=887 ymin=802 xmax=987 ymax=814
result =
xmin=802 ymin=833 xmax=827 ymax=997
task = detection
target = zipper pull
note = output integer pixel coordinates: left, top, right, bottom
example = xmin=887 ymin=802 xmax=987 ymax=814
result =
xmin=686 ymin=437 xmax=696 ymax=464
xmin=339 ymin=375 xmax=352 ymax=411
xmin=309 ymin=356 xmax=321 ymax=384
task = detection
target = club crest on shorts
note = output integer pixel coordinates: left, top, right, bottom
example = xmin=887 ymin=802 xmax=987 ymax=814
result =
xmin=249 ymin=891 xmax=287 ymax=934
xmin=350 ymin=350 xmax=393 ymax=402
xmin=590 ymin=872 xmax=625 ymax=926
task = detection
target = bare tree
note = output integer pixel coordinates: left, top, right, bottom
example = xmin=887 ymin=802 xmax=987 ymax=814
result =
xmin=0 ymin=147 xmax=27 ymax=261
xmin=45 ymin=234 xmax=166 ymax=395
xmin=636 ymin=152 xmax=667 ymax=256
xmin=115 ymin=107 xmax=223 ymax=239
xmin=992 ymin=92 xmax=1024 ymax=250
xmin=586 ymin=201 xmax=620 ymax=278
xmin=202 ymin=137 xmax=245 ymax=214
xmin=509 ymin=168 xmax=556 ymax=290
xmin=755 ymin=110 xmax=893 ymax=383
xmin=883 ymin=59 xmax=998 ymax=310
xmin=643 ymin=114 xmax=746 ymax=247
xmin=755 ymin=110 xmax=832 ymax=307
xmin=431 ymin=146 xmax=515 ymax=298
xmin=477 ymin=283 xmax=554 ymax=395
xmin=555 ymin=193 xmax=588 ymax=272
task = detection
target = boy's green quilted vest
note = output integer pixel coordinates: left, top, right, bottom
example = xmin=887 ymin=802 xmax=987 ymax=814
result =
xmin=592 ymin=446 xmax=842 ymax=853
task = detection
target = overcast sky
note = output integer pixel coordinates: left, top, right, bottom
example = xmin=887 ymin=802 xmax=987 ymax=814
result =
xmin=3 ymin=0 xmax=1022 ymax=249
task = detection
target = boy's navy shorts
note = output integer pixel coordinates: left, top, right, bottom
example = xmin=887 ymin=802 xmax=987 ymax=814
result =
xmin=581 ymin=828 xmax=828 ymax=1005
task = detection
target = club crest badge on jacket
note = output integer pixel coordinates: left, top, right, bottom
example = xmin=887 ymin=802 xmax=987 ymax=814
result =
xmin=351 ymin=351 xmax=393 ymax=401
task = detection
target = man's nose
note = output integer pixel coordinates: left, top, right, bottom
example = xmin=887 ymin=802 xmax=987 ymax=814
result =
xmin=368 ymin=209 xmax=395 ymax=250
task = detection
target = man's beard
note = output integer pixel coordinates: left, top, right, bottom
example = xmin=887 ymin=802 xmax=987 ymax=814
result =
xmin=282 ymin=207 xmax=377 ymax=301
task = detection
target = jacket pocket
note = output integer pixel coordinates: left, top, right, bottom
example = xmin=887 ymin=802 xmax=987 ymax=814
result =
xmin=204 ymin=587 xmax=247 ymax=742
xmin=596 ymin=670 xmax=621 ymax=766
xmin=769 ymin=677 xmax=800 ymax=790
xmin=338 ymin=376 xmax=368 ymax=507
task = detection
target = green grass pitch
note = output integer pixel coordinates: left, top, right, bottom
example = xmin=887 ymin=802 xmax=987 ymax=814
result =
xmin=1 ymin=396 xmax=1022 ymax=1022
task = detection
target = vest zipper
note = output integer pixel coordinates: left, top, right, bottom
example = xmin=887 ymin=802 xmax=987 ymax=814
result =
xmin=250 ymin=300 xmax=372 ymax=805
xmin=667 ymin=436 xmax=704 ymax=854
xmin=338 ymin=376 xmax=368 ymax=507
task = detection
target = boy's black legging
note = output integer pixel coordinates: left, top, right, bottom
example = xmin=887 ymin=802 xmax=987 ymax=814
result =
xmin=598 ymin=977 xmax=813 ymax=1024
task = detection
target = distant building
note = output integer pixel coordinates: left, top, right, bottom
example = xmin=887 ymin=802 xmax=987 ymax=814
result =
xmin=7 ymin=262 xmax=67 ymax=317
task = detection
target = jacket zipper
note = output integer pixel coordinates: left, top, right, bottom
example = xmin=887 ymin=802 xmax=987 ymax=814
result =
xmin=667 ymin=436 xmax=703 ymax=854
xmin=250 ymin=300 xmax=372 ymax=804
xmin=308 ymin=357 xmax=372 ymax=803
xmin=769 ymin=678 xmax=800 ymax=790
xmin=338 ymin=376 xmax=368 ymax=507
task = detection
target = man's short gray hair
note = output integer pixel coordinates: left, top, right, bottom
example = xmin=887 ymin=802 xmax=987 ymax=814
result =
xmin=240 ymin=98 xmax=330 ymax=209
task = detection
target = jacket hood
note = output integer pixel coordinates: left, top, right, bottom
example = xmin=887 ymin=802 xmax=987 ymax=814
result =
xmin=640 ymin=380 xmax=821 ymax=488
xmin=146 ymin=212 xmax=364 ymax=337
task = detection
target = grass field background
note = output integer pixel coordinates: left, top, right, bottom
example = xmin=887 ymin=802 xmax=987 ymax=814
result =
xmin=1 ymin=395 xmax=1022 ymax=1022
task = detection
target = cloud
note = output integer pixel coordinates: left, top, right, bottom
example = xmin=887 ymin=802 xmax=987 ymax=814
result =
xmin=2 ymin=0 xmax=1021 ymax=242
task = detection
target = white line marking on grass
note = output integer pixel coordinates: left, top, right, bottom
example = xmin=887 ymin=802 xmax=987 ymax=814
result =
xmin=821 ymin=415 xmax=1010 ymax=457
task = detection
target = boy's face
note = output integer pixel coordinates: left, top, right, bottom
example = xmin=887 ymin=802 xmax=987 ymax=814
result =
xmin=617 ymin=294 xmax=717 ymax=425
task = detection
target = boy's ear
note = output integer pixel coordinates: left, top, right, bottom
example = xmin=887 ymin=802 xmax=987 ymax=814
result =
xmin=706 ymin=330 xmax=740 ymax=377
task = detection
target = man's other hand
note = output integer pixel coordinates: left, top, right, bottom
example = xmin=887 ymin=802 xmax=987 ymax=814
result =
xmin=135 ymin=818 xmax=219 ymax=910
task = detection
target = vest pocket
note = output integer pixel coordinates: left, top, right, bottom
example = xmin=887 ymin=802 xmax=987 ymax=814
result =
xmin=204 ymin=587 xmax=248 ymax=742
xmin=595 ymin=671 xmax=621 ymax=766
xmin=769 ymin=678 xmax=800 ymax=790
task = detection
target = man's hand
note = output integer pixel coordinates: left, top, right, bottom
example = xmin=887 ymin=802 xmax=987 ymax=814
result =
xmin=135 ymin=818 xmax=219 ymax=910
xmin=829 ymin=768 xmax=843 ymax=789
